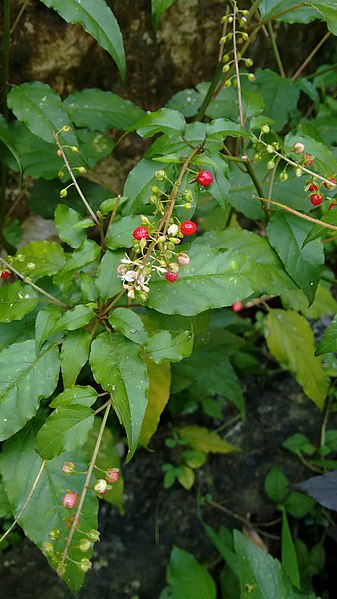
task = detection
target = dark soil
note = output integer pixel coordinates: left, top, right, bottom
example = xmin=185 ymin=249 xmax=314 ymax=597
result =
xmin=0 ymin=372 xmax=327 ymax=599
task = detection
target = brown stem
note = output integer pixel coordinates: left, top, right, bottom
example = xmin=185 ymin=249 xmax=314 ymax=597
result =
xmin=232 ymin=2 xmax=244 ymax=129
xmin=292 ymin=31 xmax=331 ymax=81
xmin=255 ymin=196 xmax=337 ymax=232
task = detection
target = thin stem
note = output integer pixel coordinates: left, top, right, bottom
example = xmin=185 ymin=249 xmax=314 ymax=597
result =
xmin=58 ymin=400 xmax=111 ymax=574
xmin=101 ymin=289 xmax=126 ymax=317
xmin=2 ymin=0 xmax=10 ymax=116
xmin=266 ymin=22 xmax=285 ymax=77
xmin=292 ymin=31 xmax=331 ymax=81
xmin=0 ymin=256 xmax=68 ymax=307
xmin=254 ymin=196 xmax=337 ymax=232
xmin=267 ymin=156 xmax=281 ymax=210
xmin=93 ymin=399 xmax=111 ymax=416
xmin=320 ymin=392 xmax=334 ymax=451
xmin=0 ymin=460 xmax=46 ymax=546
xmin=257 ymin=3 xmax=306 ymax=27
xmin=244 ymin=161 xmax=267 ymax=215
xmin=10 ymin=0 xmax=30 ymax=35
xmin=233 ymin=2 xmax=244 ymax=129
xmin=53 ymin=134 xmax=100 ymax=226
xmin=207 ymin=499 xmax=279 ymax=540
xmin=142 ymin=146 xmax=202 ymax=264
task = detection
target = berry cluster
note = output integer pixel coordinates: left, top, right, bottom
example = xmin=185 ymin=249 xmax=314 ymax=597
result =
xmin=116 ymin=168 xmax=208 ymax=301
xmin=306 ymin=177 xmax=337 ymax=209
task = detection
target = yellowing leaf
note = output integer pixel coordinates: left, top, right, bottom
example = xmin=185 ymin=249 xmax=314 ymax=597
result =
xmin=265 ymin=309 xmax=329 ymax=409
xmin=179 ymin=425 xmax=239 ymax=454
xmin=139 ymin=358 xmax=171 ymax=447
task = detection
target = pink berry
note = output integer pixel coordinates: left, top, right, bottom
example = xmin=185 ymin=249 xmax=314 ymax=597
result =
xmin=197 ymin=170 xmax=214 ymax=186
xmin=232 ymin=301 xmax=244 ymax=312
xmin=62 ymin=491 xmax=79 ymax=509
xmin=62 ymin=461 xmax=75 ymax=475
xmin=304 ymin=154 xmax=314 ymax=166
xmin=132 ymin=226 xmax=149 ymax=240
xmin=293 ymin=142 xmax=305 ymax=154
xmin=180 ymin=220 xmax=197 ymax=236
xmin=310 ymin=194 xmax=323 ymax=206
xmin=165 ymin=271 xmax=178 ymax=282
xmin=106 ymin=468 xmax=119 ymax=483
xmin=307 ymin=183 xmax=318 ymax=192
xmin=0 ymin=271 xmax=9 ymax=279
xmin=328 ymin=203 xmax=337 ymax=210
xmin=324 ymin=177 xmax=336 ymax=189
xmin=177 ymin=253 xmax=190 ymax=266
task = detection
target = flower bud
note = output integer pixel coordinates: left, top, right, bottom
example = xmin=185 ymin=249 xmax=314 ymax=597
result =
xmin=48 ymin=528 xmax=61 ymax=540
xmin=261 ymin=125 xmax=270 ymax=134
xmin=62 ymin=461 xmax=76 ymax=475
xmin=94 ymin=479 xmax=108 ymax=494
xmin=78 ymin=166 xmax=86 ymax=174
xmin=151 ymin=186 xmax=161 ymax=195
xmin=267 ymin=160 xmax=275 ymax=170
xmin=87 ymin=529 xmax=100 ymax=542
xmin=106 ymin=468 xmax=119 ymax=483
xmin=295 ymin=167 xmax=303 ymax=177
xmin=79 ymin=539 xmax=92 ymax=552
xmin=57 ymin=149 xmax=63 ymax=158
xmin=60 ymin=188 xmax=68 ymax=198
xmin=177 ymin=253 xmax=190 ymax=266
xmin=293 ymin=142 xmax=305 ymax=154
xmin=62 ymin=491 xmax=79 ymax=509
xmin=167 ymin=224 xmax=179 ymax=236
xmin=62 ymin=125 xmax=71 ymax=132
xmin=155 ymin=170 xmax=167 ymax=181
xmin=279 ymin=171 xmax=288 ymax=181
xmin=266 ymin=144 xmax=274 ymax=154
xmin=78 ymin=558 xmax=92 ymax=573
xmin=70 ymin=146 xmax=80 ymax=153
xmin=42 ymin=542 xmax=54 ymax=555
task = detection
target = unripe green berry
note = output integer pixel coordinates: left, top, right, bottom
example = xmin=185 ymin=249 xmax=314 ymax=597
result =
xmin=222 ymin=64 xmax=230 ymax=73
xmin=151 ymin=186 xmax=161 ymax=195
xmin=78 ymin=166 xmax=86 ymax=174
xmin=261 ymin=125 xmax=270 ymax=134
xmin=242 ymin=32 xmax=249 ymax=41
xmin=60 ymin=188 xmax=68 ymax=198
xmin=62 ymin=125 xmax=71 ymax=132
xmin=155 ymin=170 xmax=167 ymax=182
xmin=279 ymin=171 xmax=288 ymax=181
xmin=48 ymin=529 xmax=61 ymax=540
xmin=245 ymin=58 xmax=253 ymax=67
xmin=87 ymin=529 xmax=100 ymax=542
xmin=224 ymin=80 xmax=232 ymax=88
xmin=295 ymin=167 xmax=303 ymax=177
xmin=254 ymin=153 xmax=262 ymax=161
xmin=266 ymin=144 xmax=274 ymax=154
xmin=267 ymin=160 xmax=275 ymax=170
xmin=71 ymin=146 xmax=80 ymax=153
xmin=79 ymin=539 xmax=91 ymax=552
xmin=247 ymin=73 xmax=255 ymax=81
xmin=42 ymin=542 xmax=54 ymax=555
xmin=78 ymin=558 xmax=92 ymax=573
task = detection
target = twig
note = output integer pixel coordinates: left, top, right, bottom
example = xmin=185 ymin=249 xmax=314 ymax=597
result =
xmin=10 ymin=0 xmax=30 ymax=35
xmin=58 ymin=400 xmax=112 ymax=574
xmin=0 ymin=460 xmax=46 ymax=545
xmin=292 ymin=31 xmax=331 ymax=81
xmin=0 ymin=256 xmax=67 ymax=307
xmin=254 ymin=196 xmax=337 ymax=232
xmin=266 ymin=22 xmax=285 ymax=77
xmin=53 ymin=133 xmax=100 ymax=226
xmin=233 ymin=2 xmax=244 ymax=129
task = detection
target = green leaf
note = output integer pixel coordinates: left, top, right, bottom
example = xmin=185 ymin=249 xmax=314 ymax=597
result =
xmin=136 ymin=108 xmax=186 ymax=138
xmin=122 ymin=158 xmax=174 ymax=215
xmin=179 ymin=425 xmax=238 ymax=454
xmin=254 ymin=69 xmax=300 ymax=131
xmin=152 ymin=0 xmax=177 ymax=28
xmin=61 ymin=329 xmax=91 ymax=387
xmin=177 ymin=465 xmax=195 ymax=490
xmin=3 ymin=217 xmax=22 ymax=247
xmin=0 ymin=116 xmax=22 ymax=175
xmin=259 ymin=0 xmax=319 ymax=23
xmin=206 ymin=118 xmax=247 ymax=139
xmin=233 ymin=530 xmax=315 ymax=599
xmin=204 ymin=524 xmax=238 ymax=576
xmin=0 ymin=341 xmax=60 ymax=441
xmin=165 ymin=88 xmax=204 ymax=118
xmin=90 ymin=332 xmax=148 ymax=460
xmin=139 ymin=359 xmax=171 ymax=447
xmin=285 ymin=131 xmax=337 ymax=176
xmin=36 ymin=405 xmax=95 ymax=459
xmin=108 ymin=307 xmax=148 ymax=345
xmin=267 ymin=212 xmax=324 ymax=304
xmin=1 ymin=421 xmax=98 ymax=593
xmin=50 ymin=385 xmax=98 ymax=408
xmin=0 ymin=282 xmax=39 ymax=323
xmin=282 ymin=433 xmax=315 ymax=456
xmin=40 ymin=0 xmax=126 ymax=79
xmin=63 ymin=89 xmax=144 ymax=131
xmin=307 ymin=1 xmax=337 ymax=35
xmin=316 ymin=314 xmax=337 ymax=356
xmin=105 ymin=215 xmax=141 ymax=250
xmin=50 ymin=305 xmax=94 ymax=335
xmin=147 ymin=241 xmax=295 ymax=316
xmin=144 ymin=329 xmax=194 ymax=364
xmin=54 ymin=204 xmax=87 ymax=249
xmin=265 ymin=309 xmax=329 ymax=408
xmin=80 ymin=273 xmax=99 ymax=302
xmin=303 ymin=210 xmax=337 ymax=245
xmin=264 ymin=466 xmax=289 ymax=503
xmin=95 ymin=250 xmax=123 ymax=301
xmin=164 ymin=546 xmax=216 ymax=599
xmin=281 ymin=284 xmax=337 ymax=319
xmin=35 ymin=305 xmax=62 ymax=352
xmin=7 ymin=82 xmax=75 ymax=144
xmin=0 ymin=310 xmax=36 ymax=351
xmin=12 ymin=241 xmax=66 ymax=280
xmin=281 ymin=509 xmax=301 ymax=588
xmin=54 ymin=240 xmax=100 ymax=288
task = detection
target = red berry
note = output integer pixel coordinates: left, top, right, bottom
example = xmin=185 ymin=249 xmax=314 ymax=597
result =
xmin=106 ymin=468 xmax=119 ymax=483
xmin=62 ymin=491 xmax=79 ymax=509
xmin=197 ymin=170 xmax=214 ymax=187
xmin=180 ymin=220 xmax=197 ymax=236
xmin=324 ymin=177 xmax=336 ymax=189
xmin=308 ymin=183 xmax=318 ymax=192
xmin=328 ymin=203 xmax=337 ymax=210
xmin=0 ymin=271 xmax=9 ymax=279
xmin=310 ymin=194 xmax=323 ymax=206
xmin=132 ymin=226 xmax=149 ymax=240
xmin=165 ymin=271 xmax=178 ymax=282
xmin=231 ymin=301 xmax=244 ymax=313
